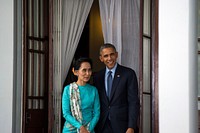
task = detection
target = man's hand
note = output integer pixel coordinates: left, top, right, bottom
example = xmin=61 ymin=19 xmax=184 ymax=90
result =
xmin=126 ymin=128 xmax=134 ymax=133
xmin=80 ymin=126 xmax=90 ymax=133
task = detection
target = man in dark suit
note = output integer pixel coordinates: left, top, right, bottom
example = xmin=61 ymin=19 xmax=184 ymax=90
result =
xmin=93 ymin=43 xmax=140 ymax=133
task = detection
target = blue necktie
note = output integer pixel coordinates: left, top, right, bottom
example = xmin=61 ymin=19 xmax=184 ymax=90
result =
xmin=107 ymin=71 xmax=113 ymax=99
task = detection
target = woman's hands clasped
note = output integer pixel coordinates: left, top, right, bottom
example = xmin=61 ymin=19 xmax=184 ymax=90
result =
xmin=80 ymin=126 xmax=90 ymax=133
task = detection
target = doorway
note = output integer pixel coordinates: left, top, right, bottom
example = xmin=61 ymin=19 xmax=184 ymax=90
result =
xmin=61 ymin=0 xmax=159 ymax=133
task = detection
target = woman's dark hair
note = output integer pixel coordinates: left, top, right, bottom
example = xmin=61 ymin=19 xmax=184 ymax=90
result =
xmin=73 ymin=57 xmax=93 ymax=70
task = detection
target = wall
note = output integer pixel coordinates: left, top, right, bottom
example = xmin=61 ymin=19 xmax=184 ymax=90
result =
xmin=159 ymin=0 xmax=198 ymax=132
xmin=0 ymin=0 xmax=14 ymax=132
xmin=197 ymin=0 xmax=200 ymax=99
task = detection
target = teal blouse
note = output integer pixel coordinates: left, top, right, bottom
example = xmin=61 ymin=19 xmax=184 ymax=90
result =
xmin=62 ymin=83 xmax=100 ymax=133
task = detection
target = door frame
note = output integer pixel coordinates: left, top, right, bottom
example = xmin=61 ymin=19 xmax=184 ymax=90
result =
xmin=22 ymin=0 xmax=54 ymax=132
xmin=139 ymin=0 xmax=159 ymax=132
xmin=48 ymin=0 xmax=54 ymax=132
xmin=151 ymin=0 xmax=159 ymax=132
xmin=17 ymin=0 xmax=159 ymax=132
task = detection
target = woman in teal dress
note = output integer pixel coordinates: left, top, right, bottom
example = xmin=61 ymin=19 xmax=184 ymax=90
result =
xmin=62 ymin=57 xmax=100 ymax=133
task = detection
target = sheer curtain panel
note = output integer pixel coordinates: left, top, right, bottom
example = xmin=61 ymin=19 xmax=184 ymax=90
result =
xmin=121 ymin=0 xmax=140 ymax=77
xmin=53 ymin=0 xmax=62 ymax=132
xmin=61 ymin=0 xmax=93 ymax=83
xmin=99 ymin=0 xmax=140 ymax=76
xmin=99 ymin=0 xmax=122 ymax=63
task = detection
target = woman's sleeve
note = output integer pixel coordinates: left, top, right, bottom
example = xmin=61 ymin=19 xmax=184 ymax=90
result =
xmin=88 ymin=88 xmax=100 ymax=131
xmin=62 ymin=86 xmax=82 ymax=129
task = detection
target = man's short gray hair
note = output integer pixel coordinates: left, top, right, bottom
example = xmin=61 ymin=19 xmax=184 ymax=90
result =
xmin=99 ymin=43 xmax=117 ymax=55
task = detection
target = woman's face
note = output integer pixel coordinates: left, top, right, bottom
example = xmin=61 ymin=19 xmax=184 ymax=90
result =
xmin=75 ymin=62 xmax=92 ymax=83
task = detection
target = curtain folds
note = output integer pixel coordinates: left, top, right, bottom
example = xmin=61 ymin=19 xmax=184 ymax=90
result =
xmin=99 ymin=0 xmax=122 ymax=63
xmin=99 ymin=0 xmax=140 ymax=76
xmin=61 ymin=0 xmax=94 ymax=83
xmin=121 ymin=0 xmax=140 ymax=77
xmin=53 ymin=0 xmax=93 ymax=132
xmin=53 ymin=0 xmax=62 ymax=132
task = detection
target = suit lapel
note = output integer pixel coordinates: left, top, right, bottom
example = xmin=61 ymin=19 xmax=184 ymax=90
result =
xmin=110 ymin=65 xmax=121 ymax=101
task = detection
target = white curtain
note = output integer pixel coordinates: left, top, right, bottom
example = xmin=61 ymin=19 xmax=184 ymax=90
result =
xmin=99 ymin=0 xmax=140 ymax=77
xmin=61 ymin=0 xmax=94 ymax=83
xmin=53 ymin=0 xmax=93 ymax=132
xmin=53 ymin=0 xmax=62 ymax=132
xmin=99 ymin=0 xmax=122 ymax=63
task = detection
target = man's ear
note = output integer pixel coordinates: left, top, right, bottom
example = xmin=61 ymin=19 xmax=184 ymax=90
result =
xmin=99 ymin=55 xmax=103 ymax=62
xmin=115 ymin=52 xmax=118 ymax=58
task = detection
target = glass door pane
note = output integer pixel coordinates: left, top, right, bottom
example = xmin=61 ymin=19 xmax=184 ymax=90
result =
xmin=143 ymin=0 xmax=151 ymax=36
xmin=143 ymin=38 xmax=151 ymax=93
xmin=142 ymin=0 xmax=152 ymax=132
xmin=143 ymin=94 xmax=151 ymax=133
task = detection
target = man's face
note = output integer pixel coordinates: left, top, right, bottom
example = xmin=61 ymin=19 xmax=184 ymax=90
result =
xmin=99 ymin=47 xmax=118 ymax=69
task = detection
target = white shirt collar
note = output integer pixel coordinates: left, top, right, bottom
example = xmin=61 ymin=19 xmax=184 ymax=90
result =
xmin=106 ymin=63 xmax=117 ymax=75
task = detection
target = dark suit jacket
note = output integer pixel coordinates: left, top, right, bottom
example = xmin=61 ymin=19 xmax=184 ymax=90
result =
xmin=93 ymin=64 xmax=140 ymax=133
